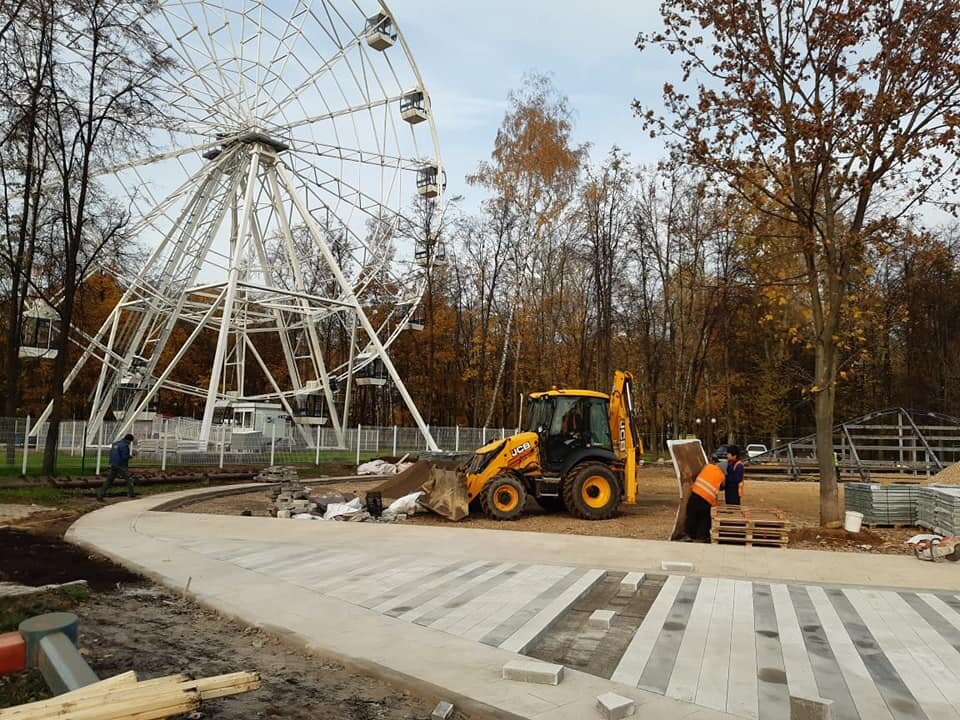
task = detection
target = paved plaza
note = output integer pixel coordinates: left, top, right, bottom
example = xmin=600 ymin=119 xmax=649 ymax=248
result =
xmin=67 ymin=487 xmax=960 ymax=719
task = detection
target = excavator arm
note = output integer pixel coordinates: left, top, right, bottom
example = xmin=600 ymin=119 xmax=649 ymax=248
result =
xmin=609 ymin=370 xmax=644 ymax=504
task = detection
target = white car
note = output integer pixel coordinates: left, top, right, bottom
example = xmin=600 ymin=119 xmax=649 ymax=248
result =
xmin=745 ymin=443 xmax=768 ymax=459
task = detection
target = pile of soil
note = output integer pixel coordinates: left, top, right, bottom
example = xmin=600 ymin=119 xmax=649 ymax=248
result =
xmin=788 ymin=526 xmax=910 ymax=554
xmin=0 ymin=528 xmax=144 ymax=591
xmin=931 ymin=463 xmax=960 ymax=484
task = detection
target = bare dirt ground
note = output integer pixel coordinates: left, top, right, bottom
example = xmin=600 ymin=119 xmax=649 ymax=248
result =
xmin=180 ymin=467 xmax=918 ymax=555
xmin=0 ymin=526 xmax=446 ymax=719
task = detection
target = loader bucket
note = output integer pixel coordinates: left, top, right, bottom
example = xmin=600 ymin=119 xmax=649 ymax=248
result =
xmin=419 ymin=467 xmax=470 ymax=521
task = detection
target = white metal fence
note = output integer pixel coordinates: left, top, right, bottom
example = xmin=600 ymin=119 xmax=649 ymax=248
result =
xmin=0 ymin=416 xmax=516 ymax=475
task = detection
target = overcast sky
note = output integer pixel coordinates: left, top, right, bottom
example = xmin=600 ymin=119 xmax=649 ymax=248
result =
xmin=394 ymin=2 xmax=670 ymax=206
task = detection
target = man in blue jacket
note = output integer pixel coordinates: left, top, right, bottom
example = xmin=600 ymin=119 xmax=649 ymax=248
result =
xmin=721 ymin=445 xmax=745 ymax=505
xmin=97 ymin=433 xmax=136 ymax=501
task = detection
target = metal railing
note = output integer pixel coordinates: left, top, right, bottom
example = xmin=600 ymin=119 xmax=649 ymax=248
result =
xmin=0 ymin=416 xmax=516 ymax=475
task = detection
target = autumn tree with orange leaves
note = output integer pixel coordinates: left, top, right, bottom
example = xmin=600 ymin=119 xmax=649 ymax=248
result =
xmin=635 ymin=0 xmax=960 ymax=524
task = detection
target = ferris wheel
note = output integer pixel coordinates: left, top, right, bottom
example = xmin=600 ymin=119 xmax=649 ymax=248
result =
xmin=36 ymin=0 xmax=445 ymax=450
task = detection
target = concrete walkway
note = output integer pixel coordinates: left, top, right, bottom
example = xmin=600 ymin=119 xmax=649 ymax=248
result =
xmin=66 ymin=486 xmax=960 ymax=719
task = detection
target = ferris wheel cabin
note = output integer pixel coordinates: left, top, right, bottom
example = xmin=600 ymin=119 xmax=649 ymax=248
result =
xmin=417 ymin=163 xmax=443 ymax=198
xmin=355 ymin=355 xmax=389 ymax=387
xmin=291 ymin=380 xmax=334 ymax=426
xmin=365 ymin=13 xmax=397 ymax=51
xmin=401 ymin=89 xmax=429 ymax=124
xmin=19 ymin=300 xmax=59 ymax=360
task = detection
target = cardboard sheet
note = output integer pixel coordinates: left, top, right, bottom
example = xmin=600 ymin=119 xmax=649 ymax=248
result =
xmin=668 ymin=439 xmax=709 ymax=541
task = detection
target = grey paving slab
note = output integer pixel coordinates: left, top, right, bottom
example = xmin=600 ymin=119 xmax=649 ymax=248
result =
xmin=407 ymin=563 xmax=516 ymax=625
xmin=807 ymin=586 xmax=893 ymax=720
xmin=385 ymin=561 xmax=499 ymax=617
xmin=828 ymin=589 xmax=928 ymax=720
xmin=771 ymin=582 xmax=819 ymax=700
xmin=725 ymin=580 xmax=758 ymax=720
xmin=610 ymin=574 xmax=684 ymax=687
xmin=789 ymin=584 xmax=858 ymax=720
xmin=426 ymin=564 xmax=529 ymax=632
xmin=637 ymin=576 xmax=700 ymax=694
xmin=479 ymin=567 xmax=589 ymax=648
xmin=359 ymin=559 xmax=469 ymax=609
xmin=696 ymin=577 xmax=735 ymax=712
xmin=752 ymin=583 xmax=790 ymax=720
xmin=846 ymin=589 xmax=958 ymax=720
xmin=901 ymin=593 xmax=960 ymax=655
xmin=667 ymin=576 xmax=718 ymax=703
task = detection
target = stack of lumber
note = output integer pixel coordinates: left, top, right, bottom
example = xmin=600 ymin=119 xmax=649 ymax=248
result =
xmin=711 ymin=506 xmax=789 ymax=547
xmin=0 ymin=670 xmax=260 ymax=720
xmin=844 ymin=483 xmax=919 ymax=526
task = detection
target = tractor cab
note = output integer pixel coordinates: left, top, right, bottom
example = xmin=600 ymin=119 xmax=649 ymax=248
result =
xmin=525 ymin=390 xmax=614 ymax=472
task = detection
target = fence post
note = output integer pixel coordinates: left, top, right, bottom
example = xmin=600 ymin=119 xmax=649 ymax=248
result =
xmin=218 ymin=424 xmax=226 ymax=469
xmin=482 ymin=426 xmax=486 ymax=445
xmin=21 ymin=415 xmax=31 ymax=476
xmin=70 ymin=422 xmax=76 ymax=457
xmin=375 ymin=426 xmax=379 ymax=453
xmin=269 ymin=421 xmax=276 ymax=466
xmin=501 ymin=427 xmax=505 ymax=440
xmin=315 ymin=426 xmax=321 ymax=466
xmin=95 ymin=423 xmax=103 ymax=476
xmin=356 ymin=424 xmax=361 ymax=465
xmin=456 ymin=425 xmax=460 ymax=452
xmin=392 ymin=425 xmax=397 ymax=456
xmin=161 ymin=419 xmax=169 ymax=472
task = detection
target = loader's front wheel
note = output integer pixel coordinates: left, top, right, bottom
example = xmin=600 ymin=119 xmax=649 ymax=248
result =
xmin=481 ymin=475 xmax=526 ymax=520
xmin=563 ymin=464 xmax=619 ymax=520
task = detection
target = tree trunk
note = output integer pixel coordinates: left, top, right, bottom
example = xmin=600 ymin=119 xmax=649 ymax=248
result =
xmin=814 ymin=325 xmax=841 ymax=525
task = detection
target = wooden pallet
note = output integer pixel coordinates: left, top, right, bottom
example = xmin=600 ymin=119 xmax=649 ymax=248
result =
xmin=863 ymin=522 xmax=913 ymax=529
xmin=711 ymin=506 xmax=789 ymax=547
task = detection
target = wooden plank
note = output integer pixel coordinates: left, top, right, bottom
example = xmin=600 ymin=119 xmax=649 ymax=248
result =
xmin=726 ymin=580 xmax=759 ymax=720
xmin=53 ymin=672 xmax=139 ymax=701
xmin=806 ymin=586 xmax=893 ymax=720
xmin=845 ymin=588 xmax=959 ymax=720
xmin=666 ymin=576 xmax=718 ymax=703
xmin=770 ymin=583 xmax=819 ymax=699
xmin=695 ymin=577 xmax=735 ymax=711
xmin=610 ymin=575 xmax=685 ymax=687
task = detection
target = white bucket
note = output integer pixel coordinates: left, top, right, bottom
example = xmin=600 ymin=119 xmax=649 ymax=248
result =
xmin=844 ymin=511 xmax=864 ymax=533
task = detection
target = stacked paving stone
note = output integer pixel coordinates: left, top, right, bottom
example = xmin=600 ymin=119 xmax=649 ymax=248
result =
xmin=844 ymin=483 xmax=919 ymax=525
xmin=268 ymin=478 xmax=318 ymax=518
xmin=917 ymin=485 xmax=960 ymax=536
xmin=255 ymin=465 xmax=299 ymax=483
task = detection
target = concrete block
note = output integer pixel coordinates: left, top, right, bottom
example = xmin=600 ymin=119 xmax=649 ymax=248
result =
xmin=0 ymin=631 xmax=26 ymax=674
xmin=618 ymin=572 xmax=645 ymax=596
xmin=431 ymin=700 xmax=455 ymax=719
xmin=596 ymin=692 xmax=636 ymax=720
xmin=660 ymin=561 xmax=694 ymax=572
xmin=277 ymin=510 xmax=291 ymax=519
xmin=790 ymin=694 xmax=834 ymax=720
xmin=589 ymin=609 xmax=616 ymax=629
xmin=502 ymin=659 xmax=564 ymax=685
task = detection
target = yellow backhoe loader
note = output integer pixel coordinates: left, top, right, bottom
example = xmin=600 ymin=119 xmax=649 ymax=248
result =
xmin=457 ymin=371 xmax=643 ymax=520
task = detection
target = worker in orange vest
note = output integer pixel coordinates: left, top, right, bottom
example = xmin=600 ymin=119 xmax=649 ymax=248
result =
xmin=684 ymin=463 xmax=724 ymax=542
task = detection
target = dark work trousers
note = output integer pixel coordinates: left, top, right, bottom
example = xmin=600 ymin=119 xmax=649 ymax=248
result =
xmin=98 ymin=465 xmax=135 ymax=498
xmin=685 ymin=493 xmax=713 ymax=542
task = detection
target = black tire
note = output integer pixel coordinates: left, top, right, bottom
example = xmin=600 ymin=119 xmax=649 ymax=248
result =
xmin=562 ymin=463 xmax=620 ymax=520
xmin=480 ymin=474 xmax=526 ymax=520
xmin=536 ymin=495 xmax=566 ymax=513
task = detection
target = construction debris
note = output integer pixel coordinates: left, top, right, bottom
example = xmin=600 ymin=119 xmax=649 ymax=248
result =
xmin=906 ymin=533 xmax=960 ymax=561
xmin=255 ymin=465 xmax=299 ymax=483
xmin=357 ymin=455 xmax=413 ymax=476
xmin=0 ymin=670 xmax=260 ymax=720
xmin=268 ymin=479 xmax=318 ymax=517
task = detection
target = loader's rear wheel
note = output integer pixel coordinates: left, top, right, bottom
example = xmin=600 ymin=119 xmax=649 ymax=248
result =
xmin=536 ymin=496 xmax=566 ymax=513
xmin=481 ymin=475 xmax=526 ymax=520
xmin=563 ymin=464 xmax=619 ymax=520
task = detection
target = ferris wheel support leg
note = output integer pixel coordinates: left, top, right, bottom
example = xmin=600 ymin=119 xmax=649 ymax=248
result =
xmin=113 ymin=289 xmax=227 ymax=439
xmin=200 ymin=152 xmax=262 ymax=446
xmin=276 ymin=161 xmax=439 ymax=452
xmin=265 ymin=166 xmax=344 ymax=446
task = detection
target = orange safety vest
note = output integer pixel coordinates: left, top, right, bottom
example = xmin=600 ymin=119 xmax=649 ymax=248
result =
xmin=692 ymin=464 xmax=725 ymax=507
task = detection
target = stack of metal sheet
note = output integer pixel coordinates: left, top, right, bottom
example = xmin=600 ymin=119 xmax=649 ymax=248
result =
xmin=917 ymin=486 xmax=960 ymax=536
xmin=844 ymin=483 xmax=919 ymax=525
